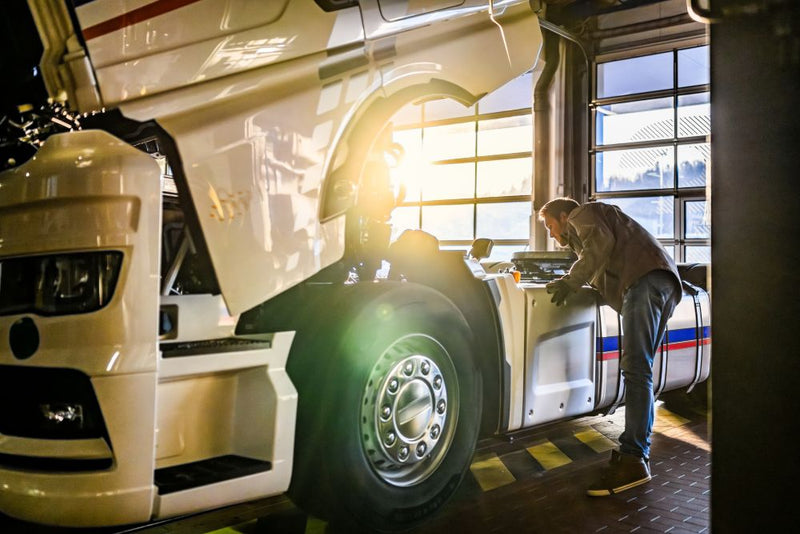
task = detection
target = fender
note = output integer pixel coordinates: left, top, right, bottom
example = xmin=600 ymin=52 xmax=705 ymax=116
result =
xmin=385 ymin=234 xmax=507 ymax=436
xmin=320 ymin=77 xmax=479 ymax=223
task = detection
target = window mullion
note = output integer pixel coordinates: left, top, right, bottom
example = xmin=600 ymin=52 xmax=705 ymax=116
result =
xmin=473 ymin=103 xmax=479 ymax=240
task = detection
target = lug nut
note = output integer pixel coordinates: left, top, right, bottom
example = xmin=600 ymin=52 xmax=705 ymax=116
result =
xmin=437 ymin=399 xmax=446 ymax=414
xmin=398 ymin=446 xmax=409 ymax=460
xmin=433 ymin=375 xmax=442 ymax=389
xmin=430 ymin=425 xmax=440 ymax=439
xmin=385 ymin=432 xmax=396 ymax=446
xmin=416 ymin=442 xmax=427 ymax=457
xmin=421 ymin=361 xmax=431 ymax=375
xmin=403 ymin=362 xmax=414 ymax=376
xmin=388 ymin=378 xmax=399 ymax=393
xmin=381 ymin=405 xmax=392 ymax=420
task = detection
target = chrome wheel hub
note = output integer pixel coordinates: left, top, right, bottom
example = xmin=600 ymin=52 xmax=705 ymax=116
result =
xmin=361 ymin=335 xmax=458 ymax=487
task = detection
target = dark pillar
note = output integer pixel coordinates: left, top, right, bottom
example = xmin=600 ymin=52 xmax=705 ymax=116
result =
xmin=710 ymin=1 xmax=800 ymax=530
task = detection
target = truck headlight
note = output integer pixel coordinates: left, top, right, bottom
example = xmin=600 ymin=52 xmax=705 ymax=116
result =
xmin=0 ymin=251 xmax=122 ymax=316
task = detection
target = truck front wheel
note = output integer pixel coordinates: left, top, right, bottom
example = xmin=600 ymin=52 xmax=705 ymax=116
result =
xmin=287 ymin=283 xmax=481 ymax=532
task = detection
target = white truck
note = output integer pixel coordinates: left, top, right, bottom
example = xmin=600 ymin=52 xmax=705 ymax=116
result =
xmin=0 ymin=0 xmax=710 ymax=531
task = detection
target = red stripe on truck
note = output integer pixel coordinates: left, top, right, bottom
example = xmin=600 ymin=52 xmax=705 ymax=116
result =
xmin=597 ymin=337 xmax=710 ymax=361
xmin=82 ymin=0 xmax=205 ymax=40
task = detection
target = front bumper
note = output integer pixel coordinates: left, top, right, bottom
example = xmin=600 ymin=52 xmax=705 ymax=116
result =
xmin=0 ymin=371 xmax=157 ymax=527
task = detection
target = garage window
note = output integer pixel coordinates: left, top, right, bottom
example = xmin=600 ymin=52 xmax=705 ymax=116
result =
xmin=389 ymin=73 xmax=533 ymax=261
xmin=592 ymin=45 xmax=710 ymax=263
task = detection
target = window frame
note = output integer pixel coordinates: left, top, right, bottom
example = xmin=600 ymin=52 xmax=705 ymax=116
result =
xmin=590 ymin=43 xmax=710 ymax=263
xmin=391 ymin=89 xmax=533 ymax=254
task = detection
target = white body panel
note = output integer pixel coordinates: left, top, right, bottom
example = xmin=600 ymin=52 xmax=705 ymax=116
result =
xmin=593 ymin=288 xmax=711 ymax=412
xmin=75 ymin=0 xmax=352 ymax=108
xmin=0 ymin=130 xmax=161 ymax=374
xmin=595 ymin=303 xmax=624 ymax=409
xmin=154 ymin=332 xmax=297 ymax=518
xmin=491 ymin=277 xmax=711 ymax=433
xmin=0 ymin=373 xmax=158 ymax=526
xmin=71 ymin=0 xmax=542 ymax=314
xmin=160 ymin=294 xmax=238 ymax=342
xmin=665 ymin=289 xmax=710 ymax=390
xmin=657 ymin=292 xmax=697 ymax=392
xmin=375 ymin=0 xmax=466 ymax=22
xmin=490 ymin=278 xmax=598 ymax=431
xmin=490 ymin=275 xmax=528 ymax=432
xmin=0 ymin=131 xmax=161 ymax=526
xmin=523 ymin=285 xmax=597 ymax=427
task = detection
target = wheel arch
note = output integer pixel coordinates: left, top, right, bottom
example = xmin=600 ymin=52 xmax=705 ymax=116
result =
xmin=319 ymin=77 xmax=480 ymax=224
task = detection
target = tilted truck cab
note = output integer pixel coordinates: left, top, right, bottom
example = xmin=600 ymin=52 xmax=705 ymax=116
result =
xmin=0 ymin=1 xmax=709 ymax=531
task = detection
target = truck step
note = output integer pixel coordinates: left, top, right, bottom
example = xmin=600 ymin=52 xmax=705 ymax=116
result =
xmin=160 ymin=337 xmax=272 ymax=358
xmin=154 ymin=455 xmax=272 ymax=494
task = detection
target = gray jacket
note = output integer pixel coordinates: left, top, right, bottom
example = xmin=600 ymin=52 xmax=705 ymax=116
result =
xmin=561 ymin=202 xmax=680 ymax=312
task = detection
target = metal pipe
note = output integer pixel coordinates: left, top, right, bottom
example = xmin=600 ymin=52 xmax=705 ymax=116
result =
xmin=532 ymin=30 xmax=561 ymax=251
xmin=535 ymin=20 xmax=591 ymax=249
xmin=539 ymin=18 xmax=589 ymax=64
xmin=686 ymin=0 xmax=721 ymax=24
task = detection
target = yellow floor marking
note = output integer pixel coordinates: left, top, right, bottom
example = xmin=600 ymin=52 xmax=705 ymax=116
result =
xmin=653 ymin=404 xmax=710 ymax=451
xmin=526 ymin=440 xmax=572 ymax=470
xmin=305 ymin=516 xmax=328 ymax=534
xmin=654 ymin=405 xmax=690 ymax=432
xmin=207 ymin=527 xmax=249 ymax=534
xmin=574 ymin=427 xmax=617 ymax=453
xmin=470 ymin=451 xmax=516 ymax=491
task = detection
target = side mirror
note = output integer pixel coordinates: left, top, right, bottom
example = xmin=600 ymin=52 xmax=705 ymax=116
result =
xmin=469 ymin=238 xmax=494 ymax=260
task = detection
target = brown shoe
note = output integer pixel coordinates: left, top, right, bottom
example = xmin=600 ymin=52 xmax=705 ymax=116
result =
xmin=586 ymin=450 xmax=651 ymax=497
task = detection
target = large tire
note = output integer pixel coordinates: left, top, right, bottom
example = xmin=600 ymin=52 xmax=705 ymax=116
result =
xmin=286 ymin=282 xmax=481 ymax=532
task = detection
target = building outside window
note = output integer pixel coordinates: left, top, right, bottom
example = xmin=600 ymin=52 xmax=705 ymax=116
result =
xmin=593 ymin=45 xmax=711 ymax=263
xmin=387 ymin=73 xmax=534 ymax=261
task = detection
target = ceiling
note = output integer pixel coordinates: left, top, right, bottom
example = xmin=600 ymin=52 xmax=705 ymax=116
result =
xmin=543 ymin=0 xmax=673 ymax=20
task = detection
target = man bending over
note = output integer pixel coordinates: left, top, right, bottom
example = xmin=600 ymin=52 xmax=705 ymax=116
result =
xmin=539 ymin=197 xmax=681 ymax=496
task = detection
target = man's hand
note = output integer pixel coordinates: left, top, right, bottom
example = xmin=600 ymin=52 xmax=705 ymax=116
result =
xmin=546 ymin=278 xmax=573 ymax=306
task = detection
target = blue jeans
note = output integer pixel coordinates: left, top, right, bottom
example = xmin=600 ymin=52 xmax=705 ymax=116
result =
xmin=618 ymin=269 xmax=681 ymax=460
